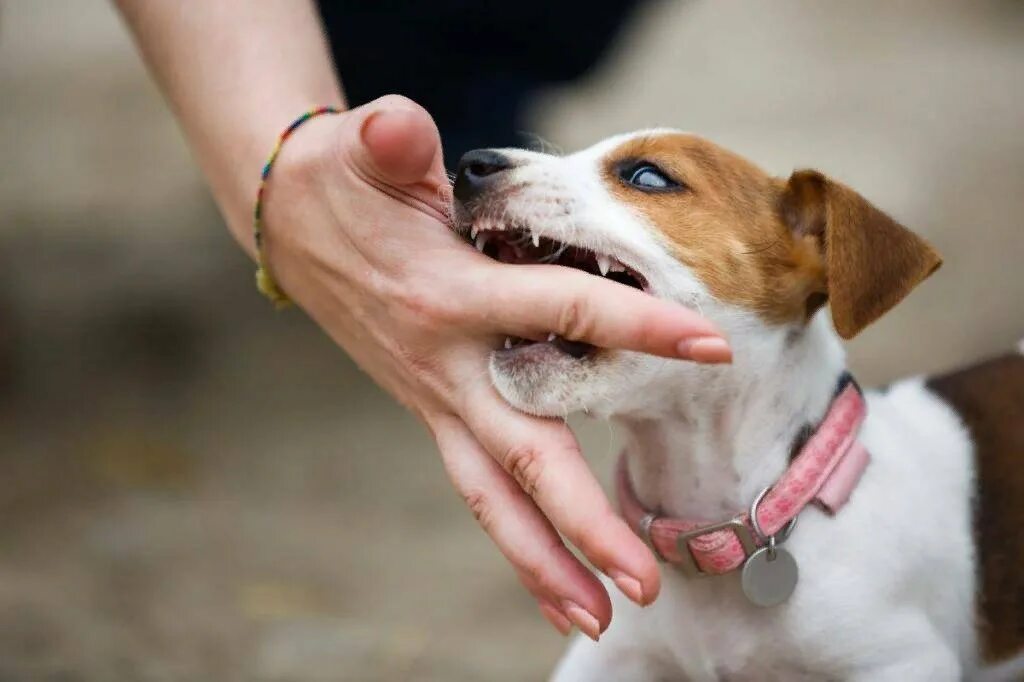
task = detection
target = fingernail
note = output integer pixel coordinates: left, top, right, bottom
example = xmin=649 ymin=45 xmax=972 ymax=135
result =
xmin=360 ymin=109 xmax=390 ymax=141
xmin=538 ymin=601 xmax=572 ymax=636
xmin=561 ymin=600 xmax=601 ymax=642
xmin=608 ymin=570 xmax=644 ymax=605
xmin=678 ymin=336 xmax=732 ymax=364
xmin=361 ymin=105 xmax=420 ymax=142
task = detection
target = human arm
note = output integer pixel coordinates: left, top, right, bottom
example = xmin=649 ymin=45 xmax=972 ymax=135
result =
xmin=114 ymin=0 xmax=731 ymax=639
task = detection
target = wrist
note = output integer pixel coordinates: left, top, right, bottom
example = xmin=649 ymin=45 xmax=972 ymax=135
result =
xmin=218 ymin=105 xmax=345 ymax=259
xmin=252 ymin=109 xmax=349 ymax=307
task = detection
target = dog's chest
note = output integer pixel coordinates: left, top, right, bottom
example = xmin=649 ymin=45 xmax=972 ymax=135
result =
xmin=632 ymin=385 xmax=979 ymax=678
xmin=647 ymin=560 xmax=835 ymax=680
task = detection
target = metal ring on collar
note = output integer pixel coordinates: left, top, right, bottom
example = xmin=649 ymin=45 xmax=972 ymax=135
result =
xmin=638 ymin=512 xmax=667 ymax=562
xmin=749 ymin=485 xmax=797 ymax=544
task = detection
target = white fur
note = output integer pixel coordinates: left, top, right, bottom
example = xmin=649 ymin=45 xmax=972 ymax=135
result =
xmin=479 ymin=131 xmax=1009 ymax=680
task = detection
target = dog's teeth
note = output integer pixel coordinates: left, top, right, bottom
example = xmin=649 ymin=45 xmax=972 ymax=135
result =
xmin=471 ymin=226 xmax=479 ymax=239
xmin=504 ymin=337 xmax=513 ymax=350
xmin=531 ymin=233 xmax=540 ymax=247
xmin=609 ymin=259 xmax=626 ymax=273
xmin=547 ymin=332 xmax=557 ymax=342
xmin=475 ymin=234 xmax=488 ymax=252
xmin=596 ymin=254 xmax=611 ymax=276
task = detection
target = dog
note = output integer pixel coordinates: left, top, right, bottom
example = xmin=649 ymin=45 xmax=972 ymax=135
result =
xmin=450 ymin=130 xmax=1024 ymax=681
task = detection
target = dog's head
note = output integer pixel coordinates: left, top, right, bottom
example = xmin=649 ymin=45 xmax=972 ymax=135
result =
xmin=451 ymin=131 xmax=941 ymax=417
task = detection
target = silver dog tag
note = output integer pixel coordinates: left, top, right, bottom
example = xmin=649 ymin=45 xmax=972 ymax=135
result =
xmin=741 ymin=546 xmax=798 ymax=607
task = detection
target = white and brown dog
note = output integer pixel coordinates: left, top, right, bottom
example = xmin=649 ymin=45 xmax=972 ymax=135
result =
xmin=451 ymin=131 xmax=1024 ymax=681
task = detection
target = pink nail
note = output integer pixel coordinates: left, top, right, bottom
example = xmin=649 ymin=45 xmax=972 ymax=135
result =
xmin=608 ymin=570 xmax=645 ymax=605
xmin=561 ymin=600 xmax=601 ymax=642
xmin=678 ymin=337 xmax=732 ymax=364
xmin=538 ymin=601 xmax=572 ymax=636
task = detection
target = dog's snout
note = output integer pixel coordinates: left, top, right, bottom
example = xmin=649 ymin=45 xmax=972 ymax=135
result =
xmin=453 ymin=149 xmax=514 ymax=202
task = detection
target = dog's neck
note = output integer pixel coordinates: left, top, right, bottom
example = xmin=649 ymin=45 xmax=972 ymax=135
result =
xmin=616 ymin=314 xmax=848 ymax=520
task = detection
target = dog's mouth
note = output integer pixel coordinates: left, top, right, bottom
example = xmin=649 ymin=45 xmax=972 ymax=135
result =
xmin=467 ymin=223 xmax=647 ymax=360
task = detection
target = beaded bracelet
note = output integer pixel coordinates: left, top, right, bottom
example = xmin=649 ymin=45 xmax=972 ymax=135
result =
xmin=253 ymin=105 xmax=341 ymax=307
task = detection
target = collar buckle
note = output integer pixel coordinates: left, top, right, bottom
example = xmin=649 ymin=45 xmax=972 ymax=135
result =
xmin=674 ymin=517 xmax=757 ymax=577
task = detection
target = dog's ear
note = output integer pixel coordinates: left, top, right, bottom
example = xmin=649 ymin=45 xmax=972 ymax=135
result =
xmin=779 ymin=170 xmax=942 ymax=339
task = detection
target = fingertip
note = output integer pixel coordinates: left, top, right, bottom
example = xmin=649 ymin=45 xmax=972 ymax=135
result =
xmin=608 ymin=570 xmax=643 ymax=604
xmin=361 ymin=105 xmax=440 ymax=184
xmin=538 ymin=601 xmax=573 ymax=636
xmin=637 ymin=556 xmax=662 ymax=606
xmin=608 ymin=541 xmax=661 ymax=607
xmin=677 ymin=336 xmax=733 ymax=364
xmin=561 ymin=600 xmax=603 ymax=641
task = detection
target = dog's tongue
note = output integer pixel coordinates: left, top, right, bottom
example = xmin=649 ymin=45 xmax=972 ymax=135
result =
xmin=497 ymin=241 xmax=549 ymax=265
xmin=495 ymin=243 xmax=516 ymax=263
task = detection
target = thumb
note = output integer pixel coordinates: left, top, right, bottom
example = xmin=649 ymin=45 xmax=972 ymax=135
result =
xmin=348 ymin=95 xmax=445 ymax=187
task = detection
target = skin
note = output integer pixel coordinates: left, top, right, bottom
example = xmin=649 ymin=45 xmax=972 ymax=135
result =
xmin=113 ymin=0 xmax=732 ymax=638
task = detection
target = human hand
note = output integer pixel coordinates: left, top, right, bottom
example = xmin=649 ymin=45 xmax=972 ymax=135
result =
xmin=259 ymin=95 xmax=731 ymax=640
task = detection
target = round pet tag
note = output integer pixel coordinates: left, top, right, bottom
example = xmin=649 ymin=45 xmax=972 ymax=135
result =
xmin=741 ymin=545 xmax=798 ymax=607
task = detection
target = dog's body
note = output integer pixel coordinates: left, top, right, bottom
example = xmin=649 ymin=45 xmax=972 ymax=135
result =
xmin=451 ymin=131 xmax=1024 ymax=680
xmin=558 ymin=368 xmax=979 ymax=681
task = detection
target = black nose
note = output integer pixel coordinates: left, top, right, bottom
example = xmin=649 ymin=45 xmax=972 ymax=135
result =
xmin=453 ymin=149 xmax=514 ymax=202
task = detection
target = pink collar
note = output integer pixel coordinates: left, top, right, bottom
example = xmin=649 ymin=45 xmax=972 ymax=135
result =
xmin=617 ymin=379 xmax=871 ymax=576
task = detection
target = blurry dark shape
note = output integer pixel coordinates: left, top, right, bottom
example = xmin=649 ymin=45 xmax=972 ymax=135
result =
xmin=0 ymin=200 xmax=17 ymax=405
xmin=317 ymin=0 xmax=648 ymax=165
xmin=0 ymin=294 xmax=18 ymax=406
xmin=96 ymin=300 xmax=204 ymax=391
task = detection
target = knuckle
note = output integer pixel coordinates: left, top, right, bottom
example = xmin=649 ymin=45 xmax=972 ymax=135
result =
xmin=393 ymin=340 xmax=446 ymax=387
xmin=462 ymin=490 xmax=493 ymax=530
xmin=501 ymin=445 xmax=546 ymax=499
xmin=395 ymin=284 xmax=460 ymax=327
xmin=557 ymin=296 xmax=593 ymax=341
xmin=387 ymin=268 xmax=468 ymax=327
xmin=516 ymin=554 xmax=548 ymax=589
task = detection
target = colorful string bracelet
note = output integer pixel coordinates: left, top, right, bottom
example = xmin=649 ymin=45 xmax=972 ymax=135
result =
xmin=253 ymin=105 xmax=341 ymax=307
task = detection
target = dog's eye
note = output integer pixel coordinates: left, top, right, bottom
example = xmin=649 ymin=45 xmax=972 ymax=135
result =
xmin=620 ymin=163 xmax=679 ymax=191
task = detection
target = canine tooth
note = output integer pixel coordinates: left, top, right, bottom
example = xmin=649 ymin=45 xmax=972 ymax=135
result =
xmin=504 ymin=337 xmax=513 ymax=350
xmin=596 ymin=254 xmax=611 ymax=276
xmin=531 ymin=233 xmax=540 ymax=247
xmin=475 ymin=234 xmax=488 ymax=252
xmin=547 ymin=332 xmax=557 ymax=342
xmin=471 ymin=226 xmax=479 ymax=239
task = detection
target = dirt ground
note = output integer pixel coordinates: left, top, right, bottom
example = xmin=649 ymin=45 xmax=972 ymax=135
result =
xmin=1 ymin=2 xmax=1022 ymax=680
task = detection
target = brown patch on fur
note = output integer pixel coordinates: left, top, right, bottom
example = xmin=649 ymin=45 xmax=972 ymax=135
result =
xmin=928 ymin=354 xmax=1024 ymax=663
xmin=601 ymin=134 xmax=941 ymax=336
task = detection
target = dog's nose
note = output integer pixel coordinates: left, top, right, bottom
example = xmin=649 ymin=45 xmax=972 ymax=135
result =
xmin=453 ymin=149 xmax=514 ymax=202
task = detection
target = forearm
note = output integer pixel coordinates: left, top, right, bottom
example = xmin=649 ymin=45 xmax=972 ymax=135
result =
xmin=114 ymin=0 xmax=345 ymax=254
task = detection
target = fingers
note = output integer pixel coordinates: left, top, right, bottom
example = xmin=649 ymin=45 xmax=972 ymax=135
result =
xmin=456 ymin=379 xmax=661 ymax=612
xmin=469 ymin=262 xmax=732 ymax=363
xmin=431 ymin=414 xmax=612 ymax=640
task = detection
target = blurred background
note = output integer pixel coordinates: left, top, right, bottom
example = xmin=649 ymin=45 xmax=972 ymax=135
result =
xmin=1 ymin=1 xmax=1021 ymax=680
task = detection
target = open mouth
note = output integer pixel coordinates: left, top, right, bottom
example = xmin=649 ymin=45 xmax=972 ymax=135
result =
xmin=468 ymin=224 xmax=647 ymax=359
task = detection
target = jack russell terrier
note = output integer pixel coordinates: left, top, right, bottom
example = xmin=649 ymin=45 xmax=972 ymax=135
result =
xmin=450 ymin=130 xmax=1024 ymax=681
